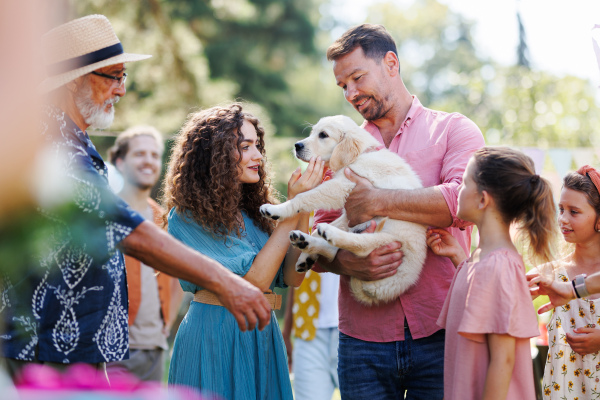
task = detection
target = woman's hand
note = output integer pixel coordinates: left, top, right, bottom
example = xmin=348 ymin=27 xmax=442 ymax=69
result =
xmin=287 ymin=157 xmax=325 ymax=200
xmin=527 ymin=272 xmax=576 ymax=314
xmin=426 ymin=228 xmax=467 ymax=267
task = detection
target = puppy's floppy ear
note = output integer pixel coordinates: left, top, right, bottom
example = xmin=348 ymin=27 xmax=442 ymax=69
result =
xmin=329 ymin=131 xmax=362 ymax=171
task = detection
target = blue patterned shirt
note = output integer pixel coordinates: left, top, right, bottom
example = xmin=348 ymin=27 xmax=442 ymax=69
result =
xmin=0 ymin=106 xmax=144 ymax=364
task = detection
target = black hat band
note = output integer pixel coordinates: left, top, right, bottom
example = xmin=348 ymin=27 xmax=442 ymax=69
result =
xmin=47 ymin=42 xmax=124 ymax=76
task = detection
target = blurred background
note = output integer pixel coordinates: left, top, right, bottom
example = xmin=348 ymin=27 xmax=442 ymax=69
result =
xmin=47 ymin=0 xmax=600 ymax=197
xmin=1 ymin=1 xmax=599 ymax=396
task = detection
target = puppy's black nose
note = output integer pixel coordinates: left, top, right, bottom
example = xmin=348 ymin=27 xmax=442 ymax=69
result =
xmin=294 ymin=142 xmax=304 ymax=152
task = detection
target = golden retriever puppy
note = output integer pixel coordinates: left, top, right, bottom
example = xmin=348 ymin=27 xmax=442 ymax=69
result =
xmin=259 ymin=115 xmax=427 ymax=305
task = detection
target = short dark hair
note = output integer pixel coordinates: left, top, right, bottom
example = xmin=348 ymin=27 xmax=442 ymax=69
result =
xmin=108 ymin=125 xmax=164 ymax=165
xmin=326 ymin=24 xmax=398 ymax=62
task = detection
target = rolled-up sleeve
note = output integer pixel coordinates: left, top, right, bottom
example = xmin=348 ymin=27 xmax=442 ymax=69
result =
xmin=437 ymin=115 xmax=485 ymax=229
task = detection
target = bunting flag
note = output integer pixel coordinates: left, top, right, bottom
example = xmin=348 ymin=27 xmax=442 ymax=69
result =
xmin=520 ymin=147 xmax=546 ymax=174
xmin=593 ymin=24 xmax=600 ymax=84
xmin=571 ymin=148 xmax=596 ymax=169
xmin=593 ymin=148 xmax=600 ymax=165
xmin=547 ymin=148 xmax=573 ymax=178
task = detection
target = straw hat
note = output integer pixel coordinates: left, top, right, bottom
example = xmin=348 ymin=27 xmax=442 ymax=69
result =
xmin=40 ymin=14 xmax=151 ymax=93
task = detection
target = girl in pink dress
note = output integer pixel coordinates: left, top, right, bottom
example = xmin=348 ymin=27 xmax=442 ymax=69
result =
xmin=426 ymin=147 xmax=557 ymax=400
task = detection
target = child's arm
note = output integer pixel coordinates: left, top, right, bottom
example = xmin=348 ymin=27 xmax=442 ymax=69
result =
xmin=426 ymin=228 xmax=468 ymax=267
xmin=525 ymin=267 xmax=542 ymax=301
xmin=482 ymin=333 xmax=516 ymax=400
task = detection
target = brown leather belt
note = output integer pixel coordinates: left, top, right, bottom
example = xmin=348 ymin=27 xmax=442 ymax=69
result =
xmin=193 ymin=290 xmax=282 ymax=310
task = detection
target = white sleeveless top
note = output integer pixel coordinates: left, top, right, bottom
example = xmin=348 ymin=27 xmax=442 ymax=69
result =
xmin=542 ymin=265 xmax=600 ymax=398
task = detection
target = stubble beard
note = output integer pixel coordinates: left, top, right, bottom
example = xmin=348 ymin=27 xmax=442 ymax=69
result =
xmin=133 ymin=179 xmax=156 ymax=192
xmin=357 ymin=96 xmax=389 ymax=121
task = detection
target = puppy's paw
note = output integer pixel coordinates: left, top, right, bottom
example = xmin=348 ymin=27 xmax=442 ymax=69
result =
xmin=316 ymin=223 xmax=337 ymax=243
xmin=289 ymin=230 xmax=309 ymax=250
xmin=259 ymin=204 xmax=281 ymax=220
xmin=295 ymin=253 xmax=318 ymax=273
xmin=350 ymin=221 xmax=372 ymax=234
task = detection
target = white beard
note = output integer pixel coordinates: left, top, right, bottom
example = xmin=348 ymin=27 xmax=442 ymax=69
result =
xmin=74 ymin=81 xmax=120 ymax=130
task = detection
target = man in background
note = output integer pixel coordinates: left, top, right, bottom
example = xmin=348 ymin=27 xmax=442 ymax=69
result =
xmin=106 ymin=126 xmax=183 ymax=382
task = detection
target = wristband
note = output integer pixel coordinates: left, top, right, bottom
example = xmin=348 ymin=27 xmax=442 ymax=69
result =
xmin=573 ymin=274 xmax=590 ymax=299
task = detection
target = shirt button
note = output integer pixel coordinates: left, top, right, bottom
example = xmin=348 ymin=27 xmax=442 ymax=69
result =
xmin=596 ymin=378 xmax=599 ymax=382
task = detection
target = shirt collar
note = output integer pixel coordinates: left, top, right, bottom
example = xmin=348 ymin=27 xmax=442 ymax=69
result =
xmin=47 ymin=105 xmax=95 ymax=149
xmin=363 ymin=95 xmax=424 ymax=137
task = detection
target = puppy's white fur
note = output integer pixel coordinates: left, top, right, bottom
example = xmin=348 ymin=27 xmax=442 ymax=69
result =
xmin=260 ymin=115 xmax=427 ymax=305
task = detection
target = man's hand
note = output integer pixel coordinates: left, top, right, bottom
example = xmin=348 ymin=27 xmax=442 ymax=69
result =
xmin=214 ymin=275 xmax=272 ymax=332
xmin=121 ymin=222 xmax=272 ymax=333
xmin=328 ymin=221 xmax=403 ymax=281
xmin=344 ymin=168 xmax=378 ymax=227
xmin=335 ymin=244 xmax=403 ymax=281
xmin=566 ymin=327 xmax=600 ymax=356
xmin=527 ymin=272 xmax=576 ymax=314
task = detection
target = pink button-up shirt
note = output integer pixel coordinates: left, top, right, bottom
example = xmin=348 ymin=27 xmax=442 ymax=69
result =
xmin=314 ymin=96 xmax=485 ymax=342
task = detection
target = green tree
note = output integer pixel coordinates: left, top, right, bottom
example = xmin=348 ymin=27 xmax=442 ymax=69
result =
xmin=69 ymin=0 xmax=350 ymax=194
xmin=68 ymin=0 xmax=335 ymax=139
xmin=332 ymin=0 xmax=600 ymax=148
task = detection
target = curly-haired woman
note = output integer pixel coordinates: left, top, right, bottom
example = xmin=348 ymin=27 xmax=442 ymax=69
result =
xmin=164 ymin=103 xmax=324 ymax=399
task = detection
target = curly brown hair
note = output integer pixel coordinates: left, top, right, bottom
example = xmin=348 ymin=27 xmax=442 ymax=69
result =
xmin=163 ymin=103 xmax=276 ymax=239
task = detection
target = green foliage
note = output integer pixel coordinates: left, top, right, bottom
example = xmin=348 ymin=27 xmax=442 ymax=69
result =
xmin=66 ymin=0 xmax=600 ymax=194
xmin=492 ymin=68 xmax=600 ymax=147
xmin=69 ymin=0 xmax=349 ymax=192
xmin=69 ymin=0 xmax=331 ymax=138
xmin=360 ymin=0 xmax=600 ymax=148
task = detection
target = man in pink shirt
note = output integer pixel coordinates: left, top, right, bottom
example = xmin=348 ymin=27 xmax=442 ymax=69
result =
xmin=314 ymin=24 xmax=485 ymax=399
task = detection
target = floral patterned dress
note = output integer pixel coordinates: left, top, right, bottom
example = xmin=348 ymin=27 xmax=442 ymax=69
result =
xmin=543 ymin=266 xmax=600 ymax=399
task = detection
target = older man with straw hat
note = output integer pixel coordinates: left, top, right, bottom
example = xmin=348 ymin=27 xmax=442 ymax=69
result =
xmin=0 ymin=14 xmax=271 ymax=382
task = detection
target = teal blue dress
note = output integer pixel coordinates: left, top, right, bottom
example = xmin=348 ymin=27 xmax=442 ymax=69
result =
xmin=167 ymin=208 xmax=292 ymax=400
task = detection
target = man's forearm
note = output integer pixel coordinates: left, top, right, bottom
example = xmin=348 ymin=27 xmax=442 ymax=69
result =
xmin=585 ymin=273 xmax=600 ymax=297
xmin=372 ymin=186 xmax=452 ymax=227
xmin=314 ymin=256 xmax=346 ymax=276
xmin=121 ymin=221 xmax=231 ymax=296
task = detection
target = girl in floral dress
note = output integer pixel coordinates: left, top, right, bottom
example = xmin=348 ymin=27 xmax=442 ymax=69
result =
xmin=535 ymin=165 xmax=600 ymax=399
xmin=426 ymin=147 xmax=557 ymax=400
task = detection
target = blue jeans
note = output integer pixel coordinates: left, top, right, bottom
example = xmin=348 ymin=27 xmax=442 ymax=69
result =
xmin=338 ymin=327 xmax=445 ymax=400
